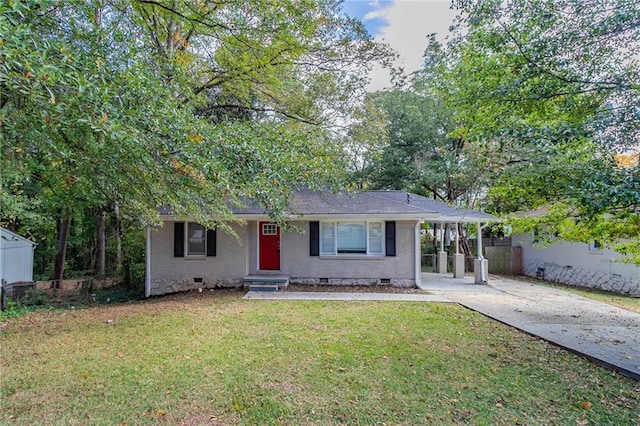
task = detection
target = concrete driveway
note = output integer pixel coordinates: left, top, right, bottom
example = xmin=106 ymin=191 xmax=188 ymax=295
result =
xmin=420 ymin=273 xmax=640 ymax=380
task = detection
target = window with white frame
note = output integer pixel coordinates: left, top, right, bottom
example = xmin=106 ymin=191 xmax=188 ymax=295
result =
xmin=187 ymin=222 xmax=206 ymax=256
xmin=262 ymin=223 xmax=278 ymax=235
xmin=320 ymin=221 xmax=384 ymax=255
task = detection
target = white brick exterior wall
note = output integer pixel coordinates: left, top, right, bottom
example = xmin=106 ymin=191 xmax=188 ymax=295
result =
xmin=149 ymin=220 xmax=418 ymax=295
xmin=149 ymin=222 xmax=248 ymax=295
xmin=283 ymin=221 xmax=416 ymax=287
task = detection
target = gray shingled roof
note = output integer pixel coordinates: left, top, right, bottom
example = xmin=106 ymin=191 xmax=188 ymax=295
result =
xmin=159 ymin=189 xmax=495 ymax=222
xmin=368 ymin=191 xmax=496 ymax=221
xmin=229 ymin=189 xmax=495 ymax=222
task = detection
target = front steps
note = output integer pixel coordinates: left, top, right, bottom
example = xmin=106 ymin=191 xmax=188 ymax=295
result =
xmin=243 ymin=275 xmax=289 ymax=292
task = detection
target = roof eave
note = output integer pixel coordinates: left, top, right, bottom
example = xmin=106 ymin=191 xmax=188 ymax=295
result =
xmin=0 ymin=227 xmax=37 ymax=246
xmin=159 ymin=213 xmax=496 ymax=223
xmin=431 ymin=215 xmax=498 ymax=223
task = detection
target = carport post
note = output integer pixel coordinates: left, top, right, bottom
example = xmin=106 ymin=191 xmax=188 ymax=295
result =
xmin=437 ymin=222 xmax=448 ymax=274
xmin=453 ymin=222 xmax=464 ymax=278
xmin=414 ymin=221 xmax=421 ymax=287
xmin=474 ymin=222 xmax=488 ymax=284
xmin=477 ymin=223 xmax=483 ymax=259
xmin=455 ymin=223 xmax=459 ymax=255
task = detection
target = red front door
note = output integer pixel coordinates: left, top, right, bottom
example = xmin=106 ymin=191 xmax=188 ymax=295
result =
xmin=259 ymin=222 xmax=280 ymax=270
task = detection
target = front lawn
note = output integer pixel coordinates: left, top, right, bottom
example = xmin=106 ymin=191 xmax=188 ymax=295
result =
xmin=1 ymin=290 xmax=638 ymax=425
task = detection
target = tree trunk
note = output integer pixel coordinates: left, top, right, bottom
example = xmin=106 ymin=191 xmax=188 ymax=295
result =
xmin=113 ymin=202 xmax=122 ymax=277
xmin=123 ymin=256 xmax=132 ymax=288
xmin=95 ymin=207 xmax=106 ymax=276
xmin=94 ymin=2 xmax=103 ymax=27
xmin=53 ymin=215 xmax=71 ymax=288
xmin=7 ymin=220 xmax=18 ymax=233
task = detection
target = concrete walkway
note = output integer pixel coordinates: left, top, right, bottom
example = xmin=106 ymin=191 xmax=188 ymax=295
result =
xmin=245 ymin=273 xmax=640 ymax=380
xmin=244 ymin=291 xmax=451 ymax=302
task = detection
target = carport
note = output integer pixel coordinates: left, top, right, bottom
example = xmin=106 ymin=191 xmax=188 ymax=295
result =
xmin=393 ymin=193 xmax=496 ymax=286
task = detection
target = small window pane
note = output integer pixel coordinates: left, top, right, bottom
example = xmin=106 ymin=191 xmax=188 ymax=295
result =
xmin=321 ymin=222 xmax=335 ymax=255
xmin=263 ymin=223 xmax=277 ymax=235
xmin=337 ymin=222 xmax=366 ymax=254
xmin=187 ymin=223 xmax=206 ymax=256
xmin=368 ymin=222 xmax=383 ymax=255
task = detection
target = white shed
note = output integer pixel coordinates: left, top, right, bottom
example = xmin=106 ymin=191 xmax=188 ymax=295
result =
xmin=1 ymin=228 xmax=36 ymax=284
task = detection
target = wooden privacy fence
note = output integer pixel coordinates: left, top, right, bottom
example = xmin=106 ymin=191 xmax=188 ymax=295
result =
xmin=485 ymin=246 xmax=523 ymax=275
xmin=421 ymin=242 xmax=522 ymax=275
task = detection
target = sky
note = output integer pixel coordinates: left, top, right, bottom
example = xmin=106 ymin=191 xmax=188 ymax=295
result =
xmin=341 ymin=0 xmax=458 ymax=91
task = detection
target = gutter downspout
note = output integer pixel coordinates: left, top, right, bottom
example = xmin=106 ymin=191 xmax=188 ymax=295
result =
xmin=415 ymin=220 xmax=422 ymax=288
xmin=145 ymin=227 xmax=151 ymax=298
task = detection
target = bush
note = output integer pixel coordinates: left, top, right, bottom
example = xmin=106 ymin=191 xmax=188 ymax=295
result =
xmin=22 ymin=288 xmax=49 ymax=306
xmin=0 ymin=299 xmax=30 ymax=319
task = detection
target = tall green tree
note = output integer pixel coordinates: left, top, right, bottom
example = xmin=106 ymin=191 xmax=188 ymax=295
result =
xmin=343 ymin=93 xmax=388 ymax=189
xmin=1 ymin=0 xmax=392 ymax=280
xmin=360 ymin=89 xmax=480 ymax=202
xmin=352 ymin=36 xmax=486 ymax=209
xmin=444 ymin=0 xmax=639 ymax=262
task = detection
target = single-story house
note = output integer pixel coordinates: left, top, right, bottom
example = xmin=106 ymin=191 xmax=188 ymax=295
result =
xmin=1 ymin=227 xmax=36 ymax=285
xmin=146 ymin=189 xmax=495 ymax=296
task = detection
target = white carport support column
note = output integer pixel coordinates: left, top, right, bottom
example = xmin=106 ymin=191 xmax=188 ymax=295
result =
xmin=474 ymin=223 xmax=488 ymax=284
xmin=453 ymin=222 xmax=465 ymax=278
xmin=437 ymin=222 xmax=448 ymax=274
xmin=145 ymin=227 xmax=151 ymax=298
xmin=414 ymin=221 xmax=422 ymax=288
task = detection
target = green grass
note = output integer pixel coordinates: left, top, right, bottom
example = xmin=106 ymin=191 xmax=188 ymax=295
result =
xmin=1 ymin=290 xmax=638 ymax=425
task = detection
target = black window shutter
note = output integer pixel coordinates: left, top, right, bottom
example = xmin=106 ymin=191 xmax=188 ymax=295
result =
xmin=206 ymin=229 xmax=216 ymax=257
xmin=174 ymin=222 xmax=184 ymax=257
xmin=309 ymin=221 xmax=320 ymax=256
xmin=385 ymin=221 xmax=396 ymax=257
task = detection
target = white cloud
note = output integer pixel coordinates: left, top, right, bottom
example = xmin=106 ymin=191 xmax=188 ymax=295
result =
xmin=367 ymin=1 xmax=458 ymax=91
xmin=362 ymin=9 xmax=386 ymax=21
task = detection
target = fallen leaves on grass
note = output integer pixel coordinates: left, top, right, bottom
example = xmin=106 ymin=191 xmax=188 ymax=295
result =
xmin=2 ymin=293 xmax=639 ymax=425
